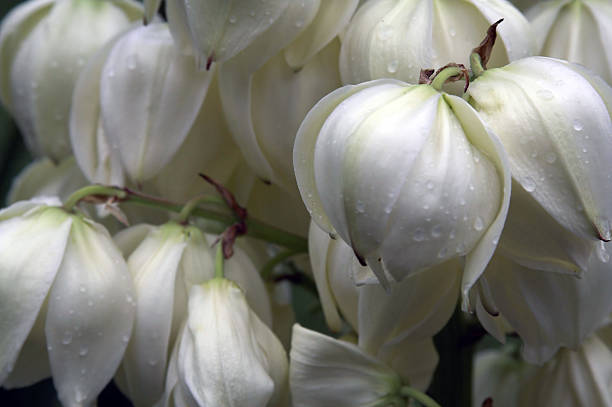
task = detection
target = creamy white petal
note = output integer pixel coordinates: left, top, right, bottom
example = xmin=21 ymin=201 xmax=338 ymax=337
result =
xmin=166 ymin=0 xmax=192 ymax=55
xmin=70 ymin=33 xmax=125 ymax=185
xmin=178 ymin=281 xmax=276 ymax=406
xmin=113 ymin=223 xmax=156 ymax=258
xmin=290 ymin=324 xmax=402 ymax=407
xmin=10 ymin=0 xmax=137 ymax=160
xmin=144 ymin=0 xmax=162 ymax=23
xmin=284 ymin=0 xmax=357 ymax=69
xmin=8 ymin=157 xmax=88 ymax=204
xmin=484 ymin=253 xmax=612 ymax=364
xmin=46 ymin=219 xmax=135 ymax=406
xmin=0 ymin=206 xmax=71 ymax=384
xmin=182 ymin=0 xmax=290 ymax=67
xmin=0 ymin=0 xmax=55 ymax=112
xmin=376 ymin=337 xmax=438 ymax=391
xmin=100 ymin=23 xmax=213 ymax=183
xmin=123 ymin=223 xmax=188 ymax=407
xmin=468 ymin=57 xmax=612 ymax=242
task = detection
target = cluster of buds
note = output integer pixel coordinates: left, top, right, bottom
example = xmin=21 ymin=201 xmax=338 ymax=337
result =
xmin=0 ymin=0 xmax=611 ymax=406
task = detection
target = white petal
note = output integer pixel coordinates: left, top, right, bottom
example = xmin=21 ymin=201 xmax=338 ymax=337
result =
xmin=144 ymin=0 xmax=162 ymax=23
xmin=113 ymin=223 xmax=156 ymax=258
xmin=183 ymin=0 xmax=290 ymax=66
xmin=0 ymin=206 xmax=71 ymax=384
xmin=7 ymin=157 xmax=88 ymax=204
xmin=485 ymin=253 xmax=612 ymax=364
xmin=0 ymin=0 xmax=55 ymax=112
xmin=122 ymin=223 xmax=188 ymax=407
xmin=358 ymin=260 xmax=460 ymax=354
xmin=284 ymin=0 xmax=357 ymax=69
xmin=178 ymin=281 xmax=275 ymax=406
xmin=290 ymin=324 xmax=401 ymax=407
xmin=166 ymin=0 xmax=193 ymax=55
xmin=70 ymin=34 xmax=126 ymax=185
xmin=376 ymin=338 xmax=438 ymax=391
xmin=100 ymin=23 xmax=213 ymax=183
xmin=498 ymin=180 xmax=594 ymax=274
xmin=10 ymin=0 xmax=137 ymax=160
xmin=46 ymin=219 xmax=135 ymax=406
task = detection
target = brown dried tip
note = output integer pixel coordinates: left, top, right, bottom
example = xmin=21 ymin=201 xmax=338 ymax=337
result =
xmin=472 ymin=19 xmax=504 ymax=70
xmin=199 ymin=173 xmax=248 ymax=259
xmin=482 ymin=397 xmax=494 ymax=407
xmin=419 ymin=68 xmax=435 ymax=84
xmin=206 ymin=53 xmax=215 ymax=71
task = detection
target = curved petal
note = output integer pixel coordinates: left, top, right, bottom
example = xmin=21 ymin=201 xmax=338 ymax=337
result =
xmin=376 ymin=337 xmax=438 ymax=391
xmin=182 ymin=0 xmax=290 ymax=67
xmin=113 ymin=223 xmax=156 ymax=258
xmin=144 ymin=0 xmax=162 ymax=24
xmin=46 ymin=219 xmax=135 ymax=406
xmin=100 ymin=23 xmax=213 ymax=183
xmin=485 ymin=253 xmax=612 ymax=365
xmin=0 ymin=207 xmax=71 ymax=384
xmin=284 ymin=0 xmax=357 ymax=69
xmin=122 ymin=223 xmax=187 ymax=407
xmin=166 ymin=0 xmax=193 ymax=55
xmin=0 ymin=0 xmax=55 ymax=112
xmin=443 ymin=94 xmax=511 ymax=310
xmin=289 ymin=324 xmax=401 ymax=407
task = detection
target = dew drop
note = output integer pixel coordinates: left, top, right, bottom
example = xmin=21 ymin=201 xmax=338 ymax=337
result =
xmin=426 ymin=181 xmax=434 ymax=190
xmin=79 ymin=347 xmax=88 ymax=357
xmin=573 ymin=119 xmax=584 ymax=131
xmin=449 ymin=28 xmax=456 ymax=37
xmin=62 ymin=332 xmax=73 ymax=345
xmin=229 ymin=15 xmax=237 ymax=23
xmin=431 ymin=224 xmax=443 ymax=238
xmin=438 ymin=247 xmax=448 ymax=258
xmin=386 ymin=59 xmax=399 ymax=74
xmin=597 ymin=242 xmax=610 ymax=263
xmin=544 ymin=152 xmax=557 ymax=164
xmin=355 ymin=200 xmax=365 ymax=213
xmin=295 ymin=20 xmax=304 ymax=28
xmin=79 ymin=285 xmax=86 ymax=293
xmin=148 ymin=359 xmax=159 ymax=367
xmin=107 ymin=70 xmax=115 ymax=78
xmin=473 ymin=216 xmax=484 ymax=231
xmin=377 ymin=24 xmax=393 ymax=41
xmin=47 ymin=345 xmax=53 ymax=351
xmin=122 ymin=335 xmax=130 ymax=343
xmin=521 ymin=177 xmax=536 ymax=192
xmin=456 ymin=243 xmax=466 ymax=254
xmin=126 ymin=55 xmax=137 ymax=70
xmin=449 ymin=229 xmax=456 ymax=239
xmin=413 ymin=228 xmax=425 ymax=242
xmin=536 ymin=89 xmax=553 ymax=100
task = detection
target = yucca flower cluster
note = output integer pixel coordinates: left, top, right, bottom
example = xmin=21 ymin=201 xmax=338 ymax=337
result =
xmin=0 ymin=0 xmax=611 ymax=406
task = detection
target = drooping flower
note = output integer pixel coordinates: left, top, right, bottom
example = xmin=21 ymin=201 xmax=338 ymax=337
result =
xmin=294 ymin=78 xmax=511 ymax=306
xmin=467 ymin=57 xmax=612 ymax=249
xmin=159 ymin=278 xmax=288 ymax=407
xmin=528 ymin=0 xmax=612 ymax=84
xmin=113 ymin=222 xmax=272 ymax=406
xmin=339 ymin=0 xmax=534 ymax=86
xmin=0 ymin=0 xmax=142 ymax=160
xmin=0 ymin=197 xmax=135 ymax=406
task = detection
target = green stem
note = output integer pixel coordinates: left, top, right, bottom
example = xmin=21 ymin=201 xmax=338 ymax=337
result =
xmin=260 ymin=249 xmax=303 ymax=281
xmin=177 ymin=195 xmax=224 ymax=224
xmin=431 ymin=67 xmax=463 ymax=91
xmin=214 ymin=243 xmax=224 ymax=279
xmin=63 ymin=185 xmax=127 ymax=211
xmin=400 ymin=387 xmax=441 ymax=407
xmin=470 ymin=52 xmax=484 ymax=79
xmin=65 ymin=185 xmax=308 ymax=253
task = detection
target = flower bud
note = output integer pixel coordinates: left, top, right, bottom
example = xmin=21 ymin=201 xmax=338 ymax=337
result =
xmin=295 ymin=79 xmax=511 ymax=305
xmin=528 ymin=0 xmax=612 ymax=84
xmin=114 ymin=222 xmax=271 ymax=406
xmin=0 ymin=198 xmax=135 ymax=406
xmin=70 ymin=23 xmax=214 ymax=186
xmin=162 ymin=279 xmax=288 ymax=407
xmin=339 ymin=0 xmax=533 ymax=85
xmin=0 ymin=0 xmax=142 ymax=160
xmin=466 ymin=57 xmax=612 ymax=244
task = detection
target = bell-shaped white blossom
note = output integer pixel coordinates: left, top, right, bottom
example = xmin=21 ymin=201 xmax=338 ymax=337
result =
xmin=519 ymin=331 xmax=612 ymax=406
xmin=169 ymin=0 xmax=291 ymax=68
xmin=161 ymin=279 xmax=288 ymax=407
xmin=339 ymin=0 xmax=534 ymax=85
xmin=70 ymin=23 xmax=214 ymax=186
xmin=295 ymin=79 xmax=511 ymax=306
xmin=219 ymin=1 xmax=356 ymax=194
xmin=479 ymin=251 xmax=612 ymax=364
xmin=528 ymin=0 xmax=612 ymax=84
xmin=0 ymin=0 xmax=142 ymax=160
xmin=290 ymin=324 xmax=438 ymax=407
xmin=8 ymin=157 xmax=88 ymax=204
xmin=467 ymin=57 xmax=612 ymax=244
xmin=114 ymin=222 xmax=271 ymax=406
xmin=0 ymin=198 xmax=135 ymax=406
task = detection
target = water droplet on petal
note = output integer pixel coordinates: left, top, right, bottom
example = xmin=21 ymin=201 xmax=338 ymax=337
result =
xmin=438 ymin=247 xmax=448 ymax=258
xmin=62 ymin=332 xmax=73 ymax=345
xmin=229 ymin=15 xmax=237 ymax=23
xmin=473 ymin=217 xmax=484 ymax=231
xmin=413 ymin=228 xmax=425 ymax=242
xmin=431 ymin=224 xmax=443 ymax=238
xmin=597 ymin=242 xmax=610 ymax=263
xmin=79 ymin=347 xmax=88 ymax=357
xmin=387 ymin=59 xmax=398 ymax=74
xmin=355 ymin=200 xmax=365 ymax=213
xmin=521 ymin=177 xmax=536 ymax=192
xmin=544 ymin=152 xmax=557 ymax=164
xmin=573 ymin=119 xmax=583 ymax=131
